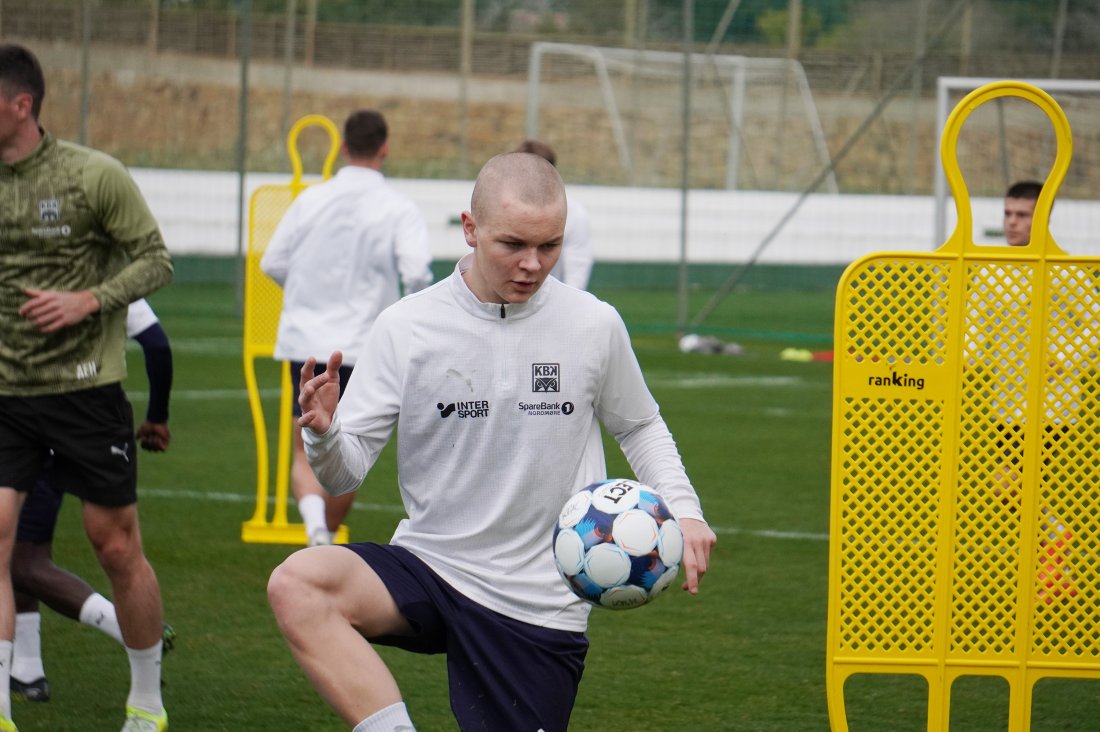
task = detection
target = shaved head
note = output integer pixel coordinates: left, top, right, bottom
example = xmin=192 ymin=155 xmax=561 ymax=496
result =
xmin=459 ymin=152 xmax=568 ymax=305
xmin=470 ymin=152 xmax=566 ymax=223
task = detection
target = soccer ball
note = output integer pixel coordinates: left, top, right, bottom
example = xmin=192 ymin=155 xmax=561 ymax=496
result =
xmin=552 ymin=479 xmax=684 ymax=610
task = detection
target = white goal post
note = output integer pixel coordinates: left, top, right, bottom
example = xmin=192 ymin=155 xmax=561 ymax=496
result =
xmin=933 ymin=76 xmax=1100 ymax=249
xmin=526 ymin=41 xmax=838 ymax=193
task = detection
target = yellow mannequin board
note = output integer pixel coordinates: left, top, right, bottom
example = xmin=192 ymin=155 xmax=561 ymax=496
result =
xmin=827 ymin=82 xmax=1099 ymax=730
xmin=241 ymin=114 xmax=349 ymax=545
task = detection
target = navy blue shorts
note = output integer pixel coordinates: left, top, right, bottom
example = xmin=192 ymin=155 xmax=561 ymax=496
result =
xmin=344 ymin=543 xmax=589 ymax=732
xmin=0 ymin=384 xmax=137 ymax=507
xmin=290 ymin=361 xmax=353 ymax=418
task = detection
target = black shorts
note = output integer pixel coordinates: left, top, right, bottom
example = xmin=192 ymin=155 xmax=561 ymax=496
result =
xmin=17 ymin=468 xmax=65 ymax=543
xmin=344 ymin=543 xmax=589 ymax=732
xmin=0 ymin=384 xmax=138 ymax=507
xmin=290 ymin=361 xmax=353 ymax=418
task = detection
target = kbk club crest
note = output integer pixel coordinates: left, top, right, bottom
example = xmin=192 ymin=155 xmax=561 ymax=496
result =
xmin=532 ymin=363 xmax=559 ymax=392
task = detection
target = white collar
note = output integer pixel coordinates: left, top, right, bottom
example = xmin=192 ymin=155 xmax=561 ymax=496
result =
xmin=449 ymin=253 xmax=551 ymax=321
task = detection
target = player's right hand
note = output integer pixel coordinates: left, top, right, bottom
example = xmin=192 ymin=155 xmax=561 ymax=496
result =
xmin=20 ymin=288 xmax=101 ymax=333
xmin=298 ymin=351 xmax=343 ymax=434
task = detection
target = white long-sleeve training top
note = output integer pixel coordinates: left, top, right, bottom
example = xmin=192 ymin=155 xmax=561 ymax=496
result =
xmin=305 ymin=255 xmax=705 ymax=632
xmin=260 ymin=166 xmax=433 ymax=365
xmin=549 ymin=191 xmax=593 ymax=290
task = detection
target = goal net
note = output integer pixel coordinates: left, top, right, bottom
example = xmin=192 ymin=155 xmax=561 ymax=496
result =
xmin=526 ymin=41 xmax=837 ymax=193
xmin=933 ymin=77 xmax=1100 ymax=254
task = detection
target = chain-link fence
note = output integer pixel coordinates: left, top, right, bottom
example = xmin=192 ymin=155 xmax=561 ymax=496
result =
xmin=7 ymin=0 xmax=1097 ymax=190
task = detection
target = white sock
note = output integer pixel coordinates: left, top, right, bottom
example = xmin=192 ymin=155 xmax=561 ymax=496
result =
xmin=79 ymin=592 xmax=124 ymax=644
xmin=125 ymin=642 xmax=163 ymax=714
xmin=12 ymin=611 xmax=45 ymax=681
xmin=353 ymin=702 xmax=416 ymax=732
xmin=0 ymin=639 xmax=13 ymax=718
xmin=297 ymin=493 xmax=328 ymax=535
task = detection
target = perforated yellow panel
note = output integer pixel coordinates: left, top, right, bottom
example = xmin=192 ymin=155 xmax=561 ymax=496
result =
xmin=826 ymin=83 xmax=1100 ymax=732
xmin=243 ymin=185 xmax=295 ymax=354
xmin=241 ymin=115 xmax=349 ymax=545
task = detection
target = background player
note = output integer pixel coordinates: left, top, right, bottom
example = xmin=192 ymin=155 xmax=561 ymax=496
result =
xmin=11 ymin=299 xmax=174 ymax=702
xmin=514 ymin=138 xmax=593 ymax=290
xmin=0 ymin=44 xmax=173 ymax=732
xmin=261 ymin=109 xmax=433 ymax=547
xmin=994 ymin=179 xmax=1081 ymax=603
xmin=1002 ymin=179 xmax=1042 ymax=247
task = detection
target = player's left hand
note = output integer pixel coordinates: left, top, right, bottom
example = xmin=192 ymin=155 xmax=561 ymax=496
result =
xmin=19 ymin=288 xmax=101 ymax=333
xmin=678 ymin=518 xmax=717 ymax=595
xmin=137 ymin=421 xmax=171 ymax=452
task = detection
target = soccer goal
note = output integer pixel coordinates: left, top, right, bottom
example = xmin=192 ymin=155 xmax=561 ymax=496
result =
xmin=526 ymin=41 xmax=837 ymax=193
xmin=933 ymin=77 xmax=1100 ymax=252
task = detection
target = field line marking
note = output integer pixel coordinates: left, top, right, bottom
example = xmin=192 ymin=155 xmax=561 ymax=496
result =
xmin=140 ymin=488 xmax=827 ymax=540
xmin=140 ymin=487 xmax=404 ymax=515
xmin=645 ymin=374 xmax=808 ymax=389
xmin=126 ymin=371 xmax=828 ymax=402
xmin=712 ymin=526 xmax=828 ymax=541
xmin=127 ymin=388 xmax=282 ymax=400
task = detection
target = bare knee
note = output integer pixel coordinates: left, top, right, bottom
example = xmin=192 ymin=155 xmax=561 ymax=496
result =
xmin=92 ymin=532 xmax=144 ymax=578
xmin=83 ymin=504 xmax=145 ymax=578
xmin=268 ymin=550 xmax=330 ymax=632
xmin=270 ymin=547 xmax=412 ymax=645
xmin=267 ymin=555 xmax=303 ymax=615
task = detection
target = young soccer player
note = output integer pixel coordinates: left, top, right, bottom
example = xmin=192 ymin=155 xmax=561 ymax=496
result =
xmin=268 ymin=151 xmax=717 ymax=731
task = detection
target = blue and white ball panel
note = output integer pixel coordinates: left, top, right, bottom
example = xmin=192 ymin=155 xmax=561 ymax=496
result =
xmin=583 ymin=543 xmax=632 ymax=588
xmin=657 ymin=520 xmax=684 ymax=566
xmin=637 ymin=489 xmax=675 ymax=522
xmin=611 ymin=509 xmax=659 ymax=556
xmin=557 ymin=490 xmax=592 ymax=530
xmin=649 ymin=564 xmax=680 ymax=598
xmin=553 ymin=528 xmax=586 ymax=576
xmin=564 ymin=571 xmax=605 ymax=604
xmin=628 ymin=553 xmax=675 ymax=592
xmin=572 ymin=505 xmax=615 ymax=550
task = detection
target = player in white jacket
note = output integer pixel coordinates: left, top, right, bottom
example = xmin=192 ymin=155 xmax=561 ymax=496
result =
xmin=267 ymin=152 xmax=716 ymax=732
xmin=260 ymin=109 xmax=433 ymax=546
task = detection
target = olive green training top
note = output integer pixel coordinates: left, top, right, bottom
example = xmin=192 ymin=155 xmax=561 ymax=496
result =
xmin=0 ymin=132 xmax=173 ymax=395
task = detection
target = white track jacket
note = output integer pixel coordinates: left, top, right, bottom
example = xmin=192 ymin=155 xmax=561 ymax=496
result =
xmin=305 ymin=255 xmax=705 ymax=632
xmin=260 ymin=166 xmax=433 ymax=365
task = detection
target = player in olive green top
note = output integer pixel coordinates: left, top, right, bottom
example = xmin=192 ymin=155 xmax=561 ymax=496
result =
xmin=0 ymin=44 xmax=172 ymax=732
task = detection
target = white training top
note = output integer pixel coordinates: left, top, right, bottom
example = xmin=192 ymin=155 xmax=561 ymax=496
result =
xmin=549 ymin=191 xmax=593 ymax=290
xmin=305 ymin=255 xmax=705 ymax=632
xmin=260 ymin=166 xmax=434 ymax=365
